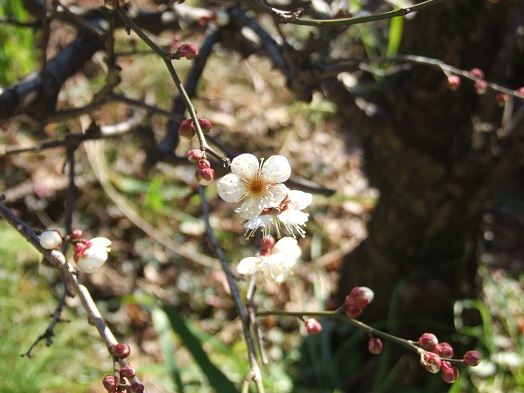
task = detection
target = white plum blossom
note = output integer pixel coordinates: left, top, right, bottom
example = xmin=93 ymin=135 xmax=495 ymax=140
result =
xmin=39 ymin=230 xmax=63 ymax=250
xmin=74 ymin=237 xmax=112 ymax=273
xmin=218 ymin=153 xmax=291 ymax=220
xmin=244 ymin=189 xmax=312 ymax=238
xmin=236 ymin=237 xmax=301 ymax=283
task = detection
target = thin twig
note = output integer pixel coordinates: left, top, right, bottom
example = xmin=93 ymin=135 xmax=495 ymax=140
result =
xmin=199 ymin=186 xmax=266 ymax=392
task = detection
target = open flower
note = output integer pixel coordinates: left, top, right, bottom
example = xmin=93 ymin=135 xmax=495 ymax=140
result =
xmin=74 ymin=237 xmax=112 ymax=273
xmin=236 ymin=237 xmax=301 ymax=283
xmin=243 ymin=189 xmax=312 ymax=238
xmin=218 ymin=153 xmax=291 ymax=220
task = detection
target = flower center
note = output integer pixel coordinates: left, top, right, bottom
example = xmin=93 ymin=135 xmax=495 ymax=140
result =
xmin=249 ymin=180 xmax=265 ymax=194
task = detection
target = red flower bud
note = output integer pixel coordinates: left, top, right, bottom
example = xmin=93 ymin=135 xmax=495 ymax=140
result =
xmin=177 ymin=44 xmax=198 ymax=60
xmin=102 ymin=375 xmax=118 ymax=392
xmin=418 ymin=333 xmax=439 ymax=351
xmin=441 ymin=364 xmax=460 ymax=383
xmin=345 ymin=304 xmax=363 ymax=319
xmin=305 ymin=318 xmax=323 ymax=335
xmin=463 ymin=350 xmax=481 ymax=366
xmin=421 ymin=352 xmax=442 ymax=374
xmin=195 ymin=168 xmax=216 ymax=185
xmin=447 ymin=75 xmax=461 ymax=90
xmin=178 ymin=119 xmax=195 ymax=139
xmin=260 ymin=235 xmax=276 ymax=255
xmin=187 ymin=149 xmax=204 ymax=164
xmin=111 ymin=343 xmax=131 ymax=359
xmin=496 ymin=93 xmax=508 ymax=107
xmin=198 ymin=118 xmax=213 ymax=134
xmin=198 ymin=159 xmax=211 ymax=169
xmin=470 ymin=68 xmax=485 ymax=79
xmin=126 ymin=382 xmax=145 ymax=393
xmin=436 ymin=342 xmax=454 ymax=358
xmin=517 ymin=87 xmax=524 ymax=97
xmin=120 ymin=365 xmax=136 ymax=379
xmin=71 ymin=229 xmax=83 ymax=240
xmin=368 ymin=337 xmax=383 ymax=355
xmin=474 ymin=80 xmax=488 ymax=95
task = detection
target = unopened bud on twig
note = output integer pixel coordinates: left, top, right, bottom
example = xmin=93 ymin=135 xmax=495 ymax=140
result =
xmin=39 ymin=230 xmax=63 ymax=250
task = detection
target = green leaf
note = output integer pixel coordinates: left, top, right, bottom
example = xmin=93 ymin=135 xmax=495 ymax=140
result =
xmin=162 ymin=306 xmax=239 ymax=393
xmin=386 ymin=16 xmax=404 ymax=58
xmin=150 ymin=307 xmax=186 ymax=392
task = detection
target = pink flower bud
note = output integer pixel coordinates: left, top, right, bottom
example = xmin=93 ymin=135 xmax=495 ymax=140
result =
xmin=441 ymin=364 xmax=460 ymax=383
xmin=120 ymin=365 xmax=136 ymax=379
xmin=39 ymin=230 xmax=63 ymax=250
xmin=71 ymin=229 xmax=83 ymax=240
xmin=178 ymin=119 xmax=195 ymax=139
xmin=345 ymin=304 xmax=363 ymax=319
xmin=198 ymin=159 xmax=211 ymax=169
xmin=126 ymin=382 xmax=145 ymax=393
xmin=111 ymin=343 xmax=131 ymax=359
xmin=344 ymin=286 xmax=374 ymax=317
xmin=418 ymin=333 xmax=439 ymax=351
xmin=436 ymin=342 xmax=454 ymax=358
xmin=260 ymin=235 xmax=276 ymax=256
xmin=187 ymin=149 xmax=204 ymax=164
xmin=305 ymin=318 xmax=323 ymax=335
xmin=177 ymin=44 xmax=198 ymax=60
xmin=463 ymin=350 xmax=481 ymax=366
xmin=198 ymin=118 xmax=213 ymax=134
xmin=470 ymin=68 xmax=484 ymax=79
xmin=496 ymin=93 xmax=508 ymax=107
xmin=474 ymin=80 xmax=488 ymax=95
xmin=447 ymin=75 xmax=461 ymax=90
xmin=368 ymin=337 xmax=383 ymax=355
xmin=195 ymin=168 xmax=216 ymax=185
xmin=421 ymin=352 xmax=442 ymax=374
xmin=517 ymin=87 xmax=524 ymax=97
xmin=102 ymin=375 xmax=118 ymax=392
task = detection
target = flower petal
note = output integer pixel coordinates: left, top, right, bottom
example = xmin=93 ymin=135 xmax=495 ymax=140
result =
xmin=261 ymin=155 xmax=291 ymax=183
xmin=278 ymin=210 xmax=309 ymax=226
xmin=90 ymin=237 xmax=112 ymax=247
xmin=244 ymin=215 xmax=274 ymax=230
xmin=237 ymin=257 xmax=262 ymax=276
xmin=264 ymin=184 xmax=288 ymax=207
xmin=218 ymin=174 xmax=246 ymax=202
xmin=230 ymin=153 xmax=260 ymax=180
xmin=236 ymin=196 xmax=265 ymax=219
xmin=273 ymin=237 xmax=302 ymax=259
xmin=287 ymin=190 xmax=313 ymax=210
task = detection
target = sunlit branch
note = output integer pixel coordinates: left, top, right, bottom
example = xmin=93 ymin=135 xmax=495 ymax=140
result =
xmin=242 ymin=0 xmax=446 ymax=27
xmin=198 ymin=186 xmax=266 ymax=393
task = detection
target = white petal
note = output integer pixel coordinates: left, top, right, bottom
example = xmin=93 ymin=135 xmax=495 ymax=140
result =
xmin=76 ymin=248 xmax=108 ymax=273
xmin=39 ymin=230 xmax=62 ymax=250
xmin=236 ymin=196 xmax=265 ymax=219
xmin=265 ymin=184 xmax=288 ymax=207
xmin=287 ymin=190 xmax=313 ymax=210
xmin=244 ymin=215 xmax=274 ymax=230
xmin=278 ymin=210 xmax=309 ymax=226
xmin=218 ymin=174 xmax=245 ymax=202
xmin=230 ymin=153 xmax=260 ymax=180
xmin=90 ymin=237 xmax=112 ymax=247
xmin=273 ymin=237 xmax=302 ymax=259
xmin=237 ymin=257 xmax=262 ymax=275
xmin=261 ymin=155 xmax=291 ymax=183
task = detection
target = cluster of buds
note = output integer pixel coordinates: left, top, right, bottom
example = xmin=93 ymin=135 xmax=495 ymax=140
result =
xmin=344 ymin=286 xmax=374 ymax=318
xmin=188 ymin=149 xmax=216 ymax=185
xmin=178 ymin=118 xmax=213 ymax=139
xmin=103 ymin=344 xmax=143 ymax=392
xmin=173 ymin=43 xmax=198 ymax=60
xmin=104 ymin=0 xmax=130 ymax=9
xmin=39 ymin=229 xmax=112 ymax=273
xmin=417 ymin=332 xmax=481 ymax=383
